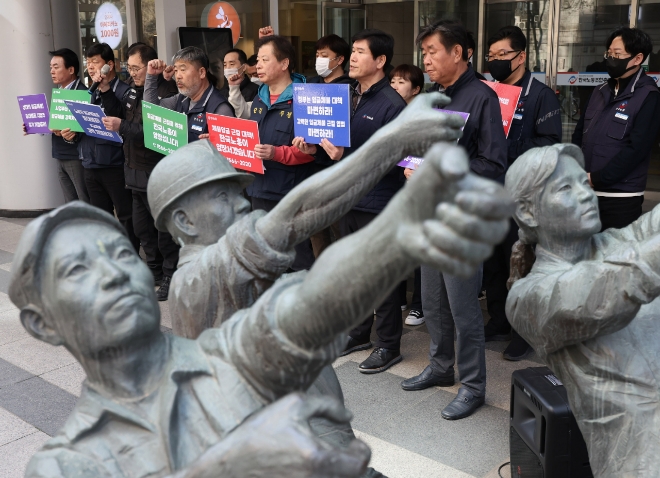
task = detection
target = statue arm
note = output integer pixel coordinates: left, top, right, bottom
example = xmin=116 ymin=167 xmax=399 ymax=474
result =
xmin=506 ymin=252 xmax=660 ymax=356
xmin=255 ymin=93 xmax=466 ymax=252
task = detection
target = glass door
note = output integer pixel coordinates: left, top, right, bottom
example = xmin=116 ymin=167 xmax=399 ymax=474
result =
xmin=323 ymin=3 xmax=366 ymax=46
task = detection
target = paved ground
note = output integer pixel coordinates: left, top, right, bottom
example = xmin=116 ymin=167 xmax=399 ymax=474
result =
xmin=0 ymin=215 xmax=543 ymax=478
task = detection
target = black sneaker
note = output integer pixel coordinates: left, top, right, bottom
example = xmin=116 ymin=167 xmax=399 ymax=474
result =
xmin=341 ymin=336 xmax=372 ymax=357
xmin=503 ymin=336 xmax=533 ymax=361
xmin=358 ymin=347 xmax=402 ymax=374
xmin=153 ymin=276 xmax=164 ymax=288
xmin=404 ymin=309 xmax=424 ymax=326
xmin=484 ymin=322 xmax=511 ymax=342
xmin=156 ymin=275 xmax=171 ymax=302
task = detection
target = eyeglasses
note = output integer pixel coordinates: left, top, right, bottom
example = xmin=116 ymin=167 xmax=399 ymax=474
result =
xmin=127 ymin=65 xmax=146 ymax=74
xmin=485 ymin=50 xmax=521 ymax=62
xmin=603 ymin=52 xmax=632 ymax=60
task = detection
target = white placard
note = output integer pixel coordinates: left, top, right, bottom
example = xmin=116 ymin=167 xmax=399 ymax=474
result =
xmin=95 ymin=2 xmax=123 ymax=50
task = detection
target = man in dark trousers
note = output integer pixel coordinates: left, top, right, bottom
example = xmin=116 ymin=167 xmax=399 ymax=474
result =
xmin=43 ymin=48 xmax=89 ymax=203
xmin=401 ymin=20 xmax=507 ymax=420
xmin=76 ymin=42 xmax=138 ymax=251
xmin=102 ymin=43 xmax=180 ymax=302
xmin=294 ymin=29 xmax=408 ymax=374
xmin=573 ymin=27 xmax=660 ymax=231
xmin=482 ymin=25 xmax=562 ymax=361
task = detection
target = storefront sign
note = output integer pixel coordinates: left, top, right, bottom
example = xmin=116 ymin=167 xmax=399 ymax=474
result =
xmin=398 ymin=110 xmax=469 ymax=170
xmin=95 ymin=2 xmax=123 ymax=50
xmin=49 ymin=88 xmax=90 ymax=132
xmin=482 ymin=81 xmax=522 ymax=138
xmin=292 ymin=84 xmax=351 ymax=147
xmin=206 ymin=113 xmax=264 ymax=174
xmin=64 ymin=101 xmax=122 ymax=143
xmin=17 ymin=94 xmax=50 ymax=134
xmin=142 ymin=102 xmax=188 ymax=154
xmin=203 ymin=2 xmax=241 ymax=45
xmin=556 ymin=72 xmax=609 ymax=86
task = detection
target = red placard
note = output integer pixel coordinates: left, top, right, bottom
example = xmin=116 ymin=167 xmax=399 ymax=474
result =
xmin=482 ymin=81 xmax=522 ymax=138
xmin=206 ymin=113 xmax=264 ymax=174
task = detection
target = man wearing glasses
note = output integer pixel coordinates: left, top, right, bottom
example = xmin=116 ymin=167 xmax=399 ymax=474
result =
xmin=101 ymin=43 xmax=179 ymax=302
xmin=572 ymin=27 xmax=660 ymax=231
xmin=481 ymin=26 xmax=562 ymax=361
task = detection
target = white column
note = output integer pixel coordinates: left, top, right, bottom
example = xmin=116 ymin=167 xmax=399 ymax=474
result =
xmin=0 ymin=0 xmax=81 ymax=211
xmin=155 ymin=0 xmax=187 ymax=62
xmin=125 ymin=0 xmax=139 ymax=46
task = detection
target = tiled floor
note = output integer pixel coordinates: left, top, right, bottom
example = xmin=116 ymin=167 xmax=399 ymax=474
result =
xmin=0 ymin=216 xmax=546 ymax=478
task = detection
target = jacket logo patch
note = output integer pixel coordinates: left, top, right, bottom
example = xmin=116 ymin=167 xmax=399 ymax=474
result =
xmin=362 ymin=115 xmax=374 ymax=120
xmin=191 ymin=125 xmax=203 ymax=131
xmin=615 ymin=112 xmax=629 ymax=121
xmin=280 ymin=111 xmax=285 ymax=117
xmin=253 ymin=107 xmax=263 ymax=114
xmin=287 ymin=112 xmax=292 ymax=119
xmin=616 ymin=101 xmax=628 ymax=112
xmin=129 ymin=95 xmax=136 ymax=99
xmin=125 ymin=103 xmax=132 ymax=109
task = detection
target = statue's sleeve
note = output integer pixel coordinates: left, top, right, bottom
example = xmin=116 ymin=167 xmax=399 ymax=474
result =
xmin=25 ymin=448 xmax=111 ymax=478
xmin=506 ymin=255 xmax=660 ymax=356
xmin=199 ymin=272 xmax=346 ymax=402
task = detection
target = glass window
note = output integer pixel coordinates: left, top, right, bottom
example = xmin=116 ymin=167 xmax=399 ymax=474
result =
xmin=278 ymin=0 xmax=323 ymax=77
xmin=636 ymin=0 xmax=660 ymax=190
xmin=137 ymin=0 xmax=157 ymax=51
xmin=78 ymin=0 xmax=129 ymax=84
xmin=366 ymin=2 xmax=415 ymax=67
xmin=484 ymin=0 xmax=550 ymax=76
xmin=556 ymin=0 xmax=630 ymax=142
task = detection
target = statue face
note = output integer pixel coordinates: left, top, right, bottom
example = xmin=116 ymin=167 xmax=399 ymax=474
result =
xmin=40 ymin=222 xmax=161 ymax=357
xmin=537 ymin=155 xmax=601 ymax=241
xmin=185 ymin=181 xmax=251 ymax=244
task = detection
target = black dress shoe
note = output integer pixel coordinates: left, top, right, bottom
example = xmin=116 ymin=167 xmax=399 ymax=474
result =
xmin=441 ymin=388 xmax=485 ymax=420
xmin=484 ymin=322 xmax=511 ymax=342
xmin=401 ymin=365 xmax=454 ymax=391
xmin=358 ymin=347 xmax=402 ymax=374
xmin=156 ymin=275 xmax=171 ymax=302
xmin=341 ymin=336 xmax=372 ymax=357
xmin=503 ymin=335 xmax=533 ymax=361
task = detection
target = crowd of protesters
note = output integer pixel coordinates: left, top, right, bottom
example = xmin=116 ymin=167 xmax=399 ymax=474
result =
xmin=29 ymin=19 xmax=660 ymax=421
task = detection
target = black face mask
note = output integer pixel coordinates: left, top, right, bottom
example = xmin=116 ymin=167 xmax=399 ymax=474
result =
xmin=605 ymin=56 xmax=636 ymax=79
xmin=487 ymin=52 xmax=522 ymax=82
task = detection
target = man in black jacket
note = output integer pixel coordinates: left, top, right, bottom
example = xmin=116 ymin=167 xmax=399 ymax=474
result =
xmin=482 ymin=26 xmax=562 ymax=361
xmin=44 ymin=48 xmax=89 ymax=203
xmin=219 ymin=48 xmax=259 ymax=102
xmin=400 ymin=20 xmax=507 ymax=421
xmin=76 ymin=42 xmax=139 ymax=252
xmin=296 ymin=29 xmax=408 ymax=374
xmin=307 ymin=34 xmax=352 ymax=85
xmin=102 ymin=43 xmax=180 ymax=302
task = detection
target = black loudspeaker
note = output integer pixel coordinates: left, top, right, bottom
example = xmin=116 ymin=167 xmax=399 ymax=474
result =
xmin=510 ymin=367 xmax=593 ymax=478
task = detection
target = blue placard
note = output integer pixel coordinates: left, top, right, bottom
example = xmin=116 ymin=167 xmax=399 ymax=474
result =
xmin=292 ymin=84 xmax=351 ymax=147
xmin=63 ymin=100 xmax=123 ymax=143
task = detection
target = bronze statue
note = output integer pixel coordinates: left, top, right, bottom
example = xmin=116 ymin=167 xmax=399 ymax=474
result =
xmin=506 ymin=143 xmax=660 ymax=477
xmin=10 ymin=101 xmax=512 ymax=476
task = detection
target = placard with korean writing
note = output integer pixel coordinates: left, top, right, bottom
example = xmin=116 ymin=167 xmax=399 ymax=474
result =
xmin=206 ymin=113 xmax=264 ymax=174
xmin=482 ymin=81 xmax=522 ymax=138
xmin=397 ymin=110 xmax=469 ymax=170
xmin=49 ymin=88 xmax=90 ymax=132
xmin=64 ymin=100 xmax=123 ymax=143
xmin=142 ymin=101 xmax=188 ymax=154
xmin=18 ymin=94 xmax=51 ymax=134
xmin=292 ymin=84 xmax=351 ymax=147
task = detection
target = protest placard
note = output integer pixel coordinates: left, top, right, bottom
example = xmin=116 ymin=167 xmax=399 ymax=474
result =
xmin=142 ymin=101 xmax=188 ymax=154
xmin=482 ymin=81 xmax=522 ymax=138
xmin=397 ymin=110 xmax=469 ymax=170
xmin=64 ymin=101 xmax=123 ymax=143
xmin=49 ymin=88 xmax=89 ymax=132
xmin=206 ymin=113 xmax=264 ymax=174
xmin=292 ymin=83 xmax=351 ymax=147
xmin=17 ymin=94 xmax=51 ymax=134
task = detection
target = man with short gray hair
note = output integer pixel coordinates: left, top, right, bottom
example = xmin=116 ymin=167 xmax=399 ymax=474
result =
xmin=144 ymin=46 xmax=234 ymax=144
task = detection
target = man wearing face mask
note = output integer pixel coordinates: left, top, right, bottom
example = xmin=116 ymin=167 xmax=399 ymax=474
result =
xmin=482 ymin=25 xmax=562 ymax=361
xmin=220 ymin=48 xmax=259 ymax=102
xmin=307 ymin=34 xmax=352 ymax=85
xmin=573 ymin=27 xmax=660 ymax=231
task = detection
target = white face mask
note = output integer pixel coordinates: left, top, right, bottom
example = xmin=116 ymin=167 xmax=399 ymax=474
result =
xmin=315 ymin=57 xmax=337 ymax=78
xmin=250 ymin=77 xmax=263 ymax=86
xmin=224 ymin=68 xmax=239 ymax=80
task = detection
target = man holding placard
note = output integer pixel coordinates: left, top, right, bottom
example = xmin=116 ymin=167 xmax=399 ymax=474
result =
xmin=482 ymin=26 xmax=562 ymax=361
xmin=45 ymin=48 xmax=89 ymax=203
xmin=79 ymin=42 xmax=139 ymax=252
xmin=144 ymin=46 xmax=234 ymax=144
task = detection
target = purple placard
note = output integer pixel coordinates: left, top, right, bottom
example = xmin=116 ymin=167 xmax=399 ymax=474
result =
xmin=398 ymin=109 xmax=470 ymax=169
xmin=18 ymin=94 xmax=51 ymax=134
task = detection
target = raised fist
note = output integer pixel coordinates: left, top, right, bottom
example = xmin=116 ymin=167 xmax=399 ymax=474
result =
xmin=148 ymin=59 xmax=168 ymax=76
